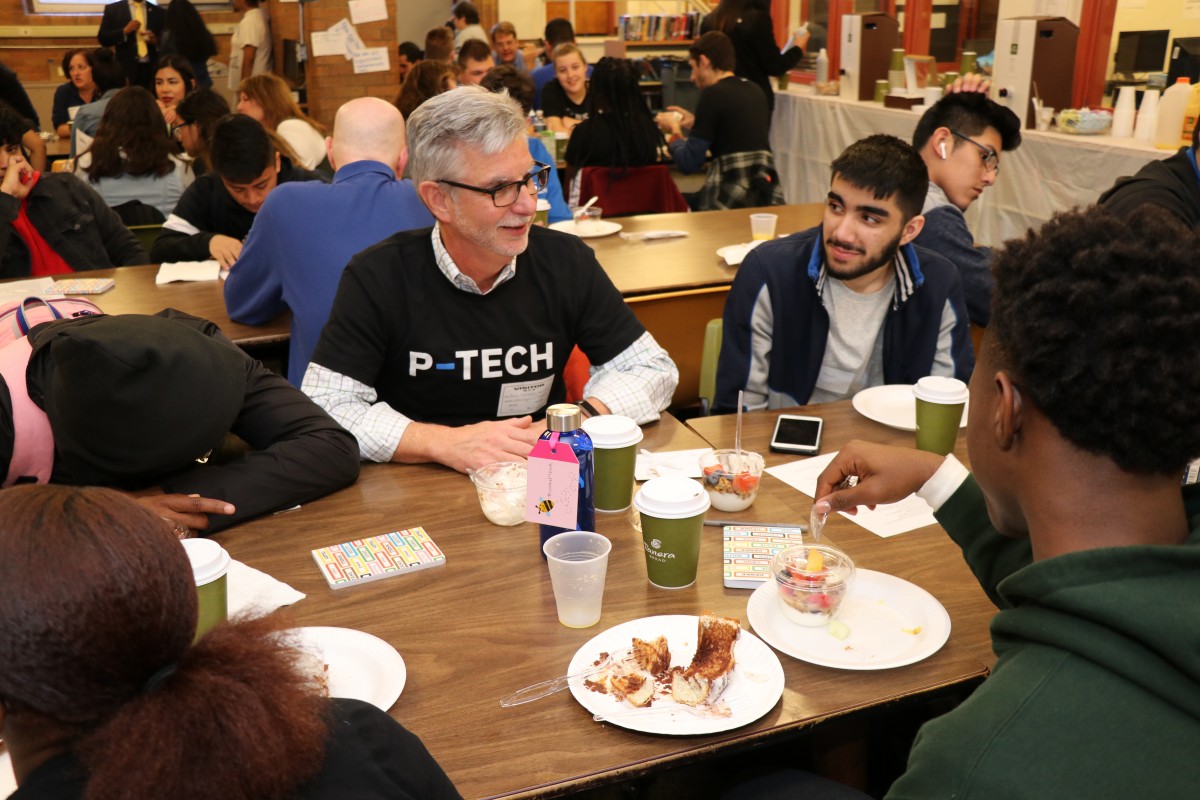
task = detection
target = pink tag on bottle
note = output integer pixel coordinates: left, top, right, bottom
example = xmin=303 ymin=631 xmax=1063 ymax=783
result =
xmin=524 ymin=433 xmax=579 ymax=527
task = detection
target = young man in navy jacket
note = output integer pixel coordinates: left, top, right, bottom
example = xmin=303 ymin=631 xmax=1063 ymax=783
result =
xmin=716 ymin=134 xmax=973 ymax=412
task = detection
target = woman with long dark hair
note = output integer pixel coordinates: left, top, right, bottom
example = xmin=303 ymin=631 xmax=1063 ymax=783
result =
xmin=159 ymin=0 xmax=218 ymax=89
xmin=171 ymin=87 xmax=229 ymax=175
xmin=74 ymin=85 xmax=194 ymax=218
xmin=564 ymin=57 xmax=664 ymax=172
xmin=701 ymin=0 xmax=808 ymax=114
xmin=0 ymin=484 xmax=461 ymax=800
xmin=155 ymin=54 xmax=197 ymax=129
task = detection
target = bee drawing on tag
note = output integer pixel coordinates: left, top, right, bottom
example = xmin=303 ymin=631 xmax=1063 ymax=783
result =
xmin=535 ymin=497 xmax=555 ymax=515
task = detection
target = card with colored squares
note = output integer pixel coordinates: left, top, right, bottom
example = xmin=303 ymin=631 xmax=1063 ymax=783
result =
xmin=312 ymin=527 xmax=445 ymax=589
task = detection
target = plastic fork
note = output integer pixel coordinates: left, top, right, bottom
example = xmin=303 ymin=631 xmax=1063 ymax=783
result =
xmin=500 ymin=649 xmax=632 ymax=707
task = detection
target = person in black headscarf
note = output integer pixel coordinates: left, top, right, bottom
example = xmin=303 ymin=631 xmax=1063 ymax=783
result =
xmin=0 ymin=309 xmax=360 ymax=533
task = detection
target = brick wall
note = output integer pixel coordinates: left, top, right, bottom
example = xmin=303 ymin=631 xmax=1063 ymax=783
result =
xmin=296 ymin=1 xmax=399 ymax=128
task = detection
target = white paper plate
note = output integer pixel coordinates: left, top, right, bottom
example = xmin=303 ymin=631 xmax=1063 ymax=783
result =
xmin=747 ymin=570 xmax=951 ymax=670
xmin=567 ymin=614 xmax=784 ymax=735
xmin=287 ymin=626 xmax=407 ymax=711
xmin=852 ymin=384 xmax=968 ymax=431
xmin=549 ymin=219 xmax=623 ymax=238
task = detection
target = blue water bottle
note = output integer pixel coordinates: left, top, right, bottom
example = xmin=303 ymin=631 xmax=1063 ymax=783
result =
xmin=538 ymin=403 xmax=595 ymax=555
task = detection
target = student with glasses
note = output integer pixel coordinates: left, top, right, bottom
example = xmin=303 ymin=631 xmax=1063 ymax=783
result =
xmin=911 ymin=87 xmax=1022 ymax=327
xmin=303 ymin=86 xmax=679 ymax=474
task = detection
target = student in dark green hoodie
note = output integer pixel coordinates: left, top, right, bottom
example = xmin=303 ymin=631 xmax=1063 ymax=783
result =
xmin=814 ymin=205 xmax=1200 ymax=798
xmin=726 ymin=205 xmax=1200 ymax=799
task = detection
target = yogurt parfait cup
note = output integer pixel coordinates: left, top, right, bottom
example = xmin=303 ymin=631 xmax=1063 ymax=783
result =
xmin=771 ymin=544 xmax=855 ymax=626
xmin=700 ymin=449 xmax=764 ymax=512
xmin=468 ymin=461 xmax=527 ymax=526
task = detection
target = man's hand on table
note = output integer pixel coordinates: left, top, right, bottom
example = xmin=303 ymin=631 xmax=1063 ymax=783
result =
xmin=814 ymin=441 xmax=946 ymax=514
xmin=400 ymin=416 xmax=542 ymax=474
xmin=133 ymin=489 xmax=236 ymax=534
xmin=209 ymin=235 xmax=243 ymax=269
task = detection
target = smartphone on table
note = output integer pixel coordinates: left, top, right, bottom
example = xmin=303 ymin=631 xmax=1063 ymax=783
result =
xmin=769 ymin=414 xmax=823 ymax=455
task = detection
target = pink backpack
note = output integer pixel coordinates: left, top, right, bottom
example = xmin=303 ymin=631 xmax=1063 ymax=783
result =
xmin=0 ymin=296 xmax=103 ymax=486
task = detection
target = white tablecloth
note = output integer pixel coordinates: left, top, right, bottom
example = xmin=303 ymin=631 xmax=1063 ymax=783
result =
xmin=770 ymin=89 xmax=1172 ymax=248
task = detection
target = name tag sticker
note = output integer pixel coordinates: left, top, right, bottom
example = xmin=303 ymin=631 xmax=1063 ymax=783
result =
xmin=497 ymin=375 xmax=553 ymax=417
xmin=524 ymin=433 xmax=579 ymax=527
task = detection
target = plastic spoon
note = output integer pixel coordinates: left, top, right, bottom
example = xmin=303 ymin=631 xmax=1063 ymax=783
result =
xmin=735 ymin=389 xmax=744 ymax=457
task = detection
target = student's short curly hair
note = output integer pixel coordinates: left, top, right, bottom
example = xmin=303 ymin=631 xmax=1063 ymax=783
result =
xmin=987 ymin=206 xmax=1200 ymax=475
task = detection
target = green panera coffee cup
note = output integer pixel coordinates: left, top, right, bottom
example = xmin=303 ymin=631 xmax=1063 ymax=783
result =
xmin=181 ymin=538 xmax=231 ymax=641
xmin=634 ymin=476 xmax=710 ymax=589
xmin=582 ymin=414 xmax=643 ymax=512
xmin=913 ymin=376 xmax=969 ymax=455
xmin=534 ymin=198 xmax=551 ymax=227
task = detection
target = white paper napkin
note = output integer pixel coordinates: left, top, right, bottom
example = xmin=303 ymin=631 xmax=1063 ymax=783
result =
xmin=719 ymin=240 xmax=764 ymax=266
xmin=155 ymin=260 xmax=221 ymax=284
xmin=228 ymin=558 xmax=305 ymax=617
xmin=0 ymin=276 xmax=54 ymax=301
xmin=765 ymin=451 xmax=938 ymax=538
xmin=635 ymin=447 xmax=713 ymax=481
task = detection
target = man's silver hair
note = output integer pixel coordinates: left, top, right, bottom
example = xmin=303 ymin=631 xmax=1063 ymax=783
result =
xmin=407 ymin=85 xmax=527 ymax=184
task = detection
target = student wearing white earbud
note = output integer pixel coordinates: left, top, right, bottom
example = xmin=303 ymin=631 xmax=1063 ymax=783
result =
xmin=911 ymin=89 xmax=1023 ymax=327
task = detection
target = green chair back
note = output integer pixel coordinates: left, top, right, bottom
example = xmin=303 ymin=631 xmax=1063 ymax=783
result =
xmin=129 ymin=224 xmax=164 ymax=255
xmin=698 ymin=318 xmax=723 ymax=416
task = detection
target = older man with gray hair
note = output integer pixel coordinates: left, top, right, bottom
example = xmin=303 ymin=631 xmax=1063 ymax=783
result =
xmin=303 ymin=85 xmax=678 ymax=473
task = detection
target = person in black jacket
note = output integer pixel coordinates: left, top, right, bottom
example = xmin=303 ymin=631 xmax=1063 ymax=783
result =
xmin=97 ymin=0 xmax=165 ymax=91
xmin=1099 ymin=123 xmax=1200 ymax=227
xmin=4 ymin=310 xmax=360 ymax=534
xmin=0 ymin=484 xmax=461 ymax=800
xmin=152 ymin=113 xmax=325 ymax=267
xmin=701 ymin=0 xmax=808 ymax=116
xmin=0 ymin=106 xmax=145 ymax=279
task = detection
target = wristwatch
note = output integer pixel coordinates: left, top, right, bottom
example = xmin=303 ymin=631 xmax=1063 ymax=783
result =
xmin=578 ymin=399 xmax=603 ymax=419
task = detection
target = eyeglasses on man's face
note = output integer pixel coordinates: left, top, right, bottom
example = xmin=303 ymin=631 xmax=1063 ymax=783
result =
xmin=950 ymin=129 xmax=1000 ymax=174
xmin=437 ymin=162 xmax=551 ymax=208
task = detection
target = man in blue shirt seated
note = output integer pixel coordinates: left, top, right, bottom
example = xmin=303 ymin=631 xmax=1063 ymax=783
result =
xmin=716 ymin=134 xmax=973 ymax=412
xmin=911 ymin=89 xmax=1021 ymax=327
xmin=224 ymin=97 xmax=433 ymax=385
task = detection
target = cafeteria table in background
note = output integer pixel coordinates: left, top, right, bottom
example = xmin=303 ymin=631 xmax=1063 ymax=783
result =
xmin=0 ymin=204 xmax=826 ymax=405
xmin=770 ymin=88 xmax=1168 ymax=248
xmin=216 ymin=403 xmax=999 ymax=798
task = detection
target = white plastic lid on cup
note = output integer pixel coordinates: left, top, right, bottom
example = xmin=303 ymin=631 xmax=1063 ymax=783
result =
xmin=181 ymin=538 xmax=231 ymax=587
xmin=536 ymin=198 xmax=551 ymax=211
xmin=913 ymin=375 xmax=969 ymax=404
xmin=634 ymin=476 xmax=710 ymax=519
xmin=582 ymin=414 xmax=643 ymax=449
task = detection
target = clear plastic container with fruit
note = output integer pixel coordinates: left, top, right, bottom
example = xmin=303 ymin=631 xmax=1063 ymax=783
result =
xmin=699 ymin=449 xmax=764 ymax=512
xmin=771 ymin=544 xmax=855 ymax=626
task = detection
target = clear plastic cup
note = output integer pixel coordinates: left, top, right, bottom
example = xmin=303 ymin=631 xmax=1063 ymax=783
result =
xmin=771 ymin=544 xmax=855 ymax=627
xmin=467 ymin=461 xmax=527 ymax=526
xmin=574 ymin=206 xmax=603 ymax=234
xmin=543 ymin=531 xmax=611 ymax=628
xmin=750 ymin=213 xmax=778 ymax=241
xmin=700 ymin=449 xmax=765 ymax=512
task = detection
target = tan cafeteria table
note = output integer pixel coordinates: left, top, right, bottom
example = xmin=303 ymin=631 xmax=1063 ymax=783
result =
xmin=593 ymin=203 xmax=824 ymax=407
xmin=4 ymin=264 xmax=291 ymax=347
xmin=217 ymin=411 xmax=994 ymax=799
xmin=590 ymin=204 xmax=823 ymax=298
xmin=686 ymin=400 xmax=998 ymax=670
